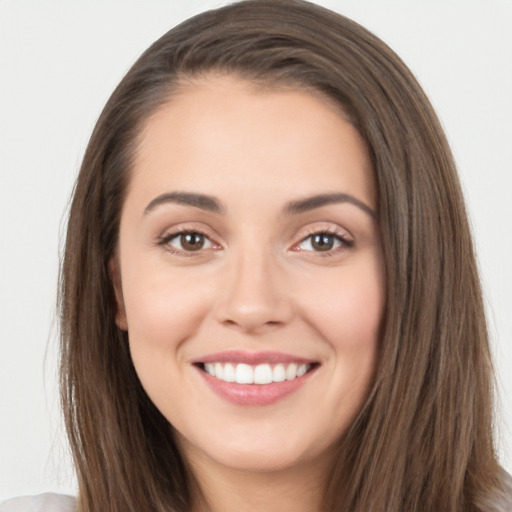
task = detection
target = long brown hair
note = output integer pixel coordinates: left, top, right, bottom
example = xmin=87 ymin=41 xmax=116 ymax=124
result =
xmin=59 ymin=1 xmax=507 ymax=510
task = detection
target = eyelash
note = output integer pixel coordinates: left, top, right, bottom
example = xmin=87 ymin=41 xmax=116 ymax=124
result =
xmin=156 ymin=228 xmax=354 ymax=256
xmin=156 ymin=228 xmax=218 ymax=256
xmin=294 ymin=228 xmax=354 ymax=257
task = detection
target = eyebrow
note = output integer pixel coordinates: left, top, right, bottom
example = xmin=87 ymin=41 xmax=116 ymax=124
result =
xmin=283 ymin=193 xmax=376 ymax=218
xmin=144 ymin=191 xmax=376 ymax=218
xmin=144 ymin=191 xmax=225 ymax=214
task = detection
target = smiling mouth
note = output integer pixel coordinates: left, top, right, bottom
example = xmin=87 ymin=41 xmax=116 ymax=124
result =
xmin=196 ymin=361 xmax=319 ymax=385
xmin=193 ymin=353 xmax=320 ymax=406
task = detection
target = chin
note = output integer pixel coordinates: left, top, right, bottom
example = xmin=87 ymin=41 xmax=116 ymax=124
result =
xmin=213 ymin=447 xmax=311 ymax=474
xmin=177 ymin=424 xmax=332 ymax=475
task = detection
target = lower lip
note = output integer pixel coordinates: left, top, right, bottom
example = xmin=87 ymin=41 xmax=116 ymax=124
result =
xmin=196 ymin=366 xmax=317 ymax=406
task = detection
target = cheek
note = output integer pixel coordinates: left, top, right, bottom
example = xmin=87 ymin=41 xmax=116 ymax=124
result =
xmin=294 ymin=255 xmax=385 ymax=419
xmin=121 ymin=265 xmax=214 ymax=358
xmin=298 ymin=259 xmax=385 ymax=349
xmin=121 ymin=268 xmax=216 ymax=417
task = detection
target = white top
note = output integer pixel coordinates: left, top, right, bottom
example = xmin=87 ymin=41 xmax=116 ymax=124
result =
xmin=2 ymin=484 xmax=511 ymax=511
xmin=0 ymin=494 xmax=76 ymax=512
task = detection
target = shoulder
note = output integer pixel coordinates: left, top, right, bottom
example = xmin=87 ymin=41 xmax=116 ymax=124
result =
xmin=0 ymin=494 xmax=76 ymax=512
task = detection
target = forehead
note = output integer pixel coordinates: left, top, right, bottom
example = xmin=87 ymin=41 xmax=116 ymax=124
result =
xmin=129 ymin=74 xmax=375 ymax=211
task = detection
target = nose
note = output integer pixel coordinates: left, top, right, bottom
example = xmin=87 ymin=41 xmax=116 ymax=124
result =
xmin=214 ymin=249 xmax=294 ymax=334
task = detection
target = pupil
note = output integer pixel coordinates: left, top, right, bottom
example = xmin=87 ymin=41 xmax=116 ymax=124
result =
xmin=312 ymin=234 xmax=333 ymax=251
xmin=181 ymin=233 xmax=204 ymax=251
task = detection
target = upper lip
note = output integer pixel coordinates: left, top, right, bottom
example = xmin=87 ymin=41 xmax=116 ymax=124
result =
xmin=191 ymin=350 xmax=318 ymax=366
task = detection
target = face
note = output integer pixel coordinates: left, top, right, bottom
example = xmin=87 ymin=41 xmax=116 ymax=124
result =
xmin=112 ymin=75 xmax=385 ymax=478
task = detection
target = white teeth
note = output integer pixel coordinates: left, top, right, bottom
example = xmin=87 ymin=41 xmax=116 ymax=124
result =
xmin=214 ymin=362 xmax=224 ymax=380
xmin=272 ymin=363 xmax=286 ymax=382
xmin=235 ymin=363 xmax=254 ymax=384
xmin=223 ymin=363 xmax=235 ymax=382
xmin=297 ymin=364 xmax=307 ymax=377
xmin=202 ymin=362 xmax=313 ymax=384
xmin=254 ymin=364 xmax=273 ymax=384
xmin=286 ymin=363 xmax=297 ymax=380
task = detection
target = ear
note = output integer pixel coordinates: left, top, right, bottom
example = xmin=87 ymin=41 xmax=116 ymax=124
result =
xmin=109 ymin=256 xmax=128 ymax=331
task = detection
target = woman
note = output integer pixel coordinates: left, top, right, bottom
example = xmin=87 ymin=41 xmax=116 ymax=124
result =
xmin=2 ymin=0 xmax=510 ymax=511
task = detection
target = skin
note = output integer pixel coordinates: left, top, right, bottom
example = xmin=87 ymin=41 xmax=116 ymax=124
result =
xmin=112 ymin=75 xmax=385 ymax=512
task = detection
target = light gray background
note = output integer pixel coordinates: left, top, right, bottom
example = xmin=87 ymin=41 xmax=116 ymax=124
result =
xmin=1 ymin=0 xmax=511 ymax=500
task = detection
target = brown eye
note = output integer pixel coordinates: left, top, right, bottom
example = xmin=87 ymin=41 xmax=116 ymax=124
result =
xmin=296 ymin=232 xmax=352 ymax=253
xmin=180 ymin=233 xmax=205 ymax=251
xmin=161 ymin=231 xmax=215 ymax=253
xmin=311 ymin=234 xmax=335 ymax=251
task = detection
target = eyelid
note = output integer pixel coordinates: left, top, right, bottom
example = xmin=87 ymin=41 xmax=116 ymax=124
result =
xmin=289 ymin=223 xmax=354 ymax=253
xmin=167 ymin=232 xmax=214 ymax=250
xmin=154 ymin=221 xmax=354 ymax=257
xmin=157 ymin=221 xmax=220 ymax=240
xmin=156 ymin=223 xmax=223 ymax=255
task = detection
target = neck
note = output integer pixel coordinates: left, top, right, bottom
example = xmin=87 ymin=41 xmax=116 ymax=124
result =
xmin=188 ymin=453 xmax=329 ymax=512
